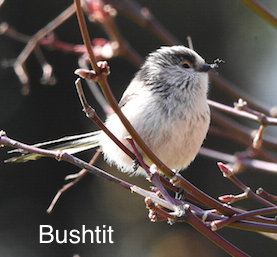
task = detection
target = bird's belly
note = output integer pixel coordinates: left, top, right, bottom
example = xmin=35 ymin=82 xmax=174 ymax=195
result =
xmin=140 ymin=94 xmax=210 ymax=171
xmin=100 ymin=101 xmax=210 ymax=174
xmin=145 ymin=115 xmax=209 ymax=170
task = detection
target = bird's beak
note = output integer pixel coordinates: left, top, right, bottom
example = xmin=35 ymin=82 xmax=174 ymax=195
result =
xmin=198 ymin=63 xmax=211 ymax=72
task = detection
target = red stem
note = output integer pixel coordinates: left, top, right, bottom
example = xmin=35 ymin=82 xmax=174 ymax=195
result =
xmin=185 ymin=206 xmax=251 ymax=257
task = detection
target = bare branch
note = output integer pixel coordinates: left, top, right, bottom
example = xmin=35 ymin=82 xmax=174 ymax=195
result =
xmin=185 ymin=205 xmax=251 ymax=257
xmin=239 ymin=0 xmax=277 ymax=30
xmin=218 ymin=162 xmax=276 ymax=207
xmin=12 ymin=3 xmax=76 ymax=94
xmin=211 ymin=206 xmax=277 ymax=231
xmin=46 ymin=150 xmax=101 ymax=213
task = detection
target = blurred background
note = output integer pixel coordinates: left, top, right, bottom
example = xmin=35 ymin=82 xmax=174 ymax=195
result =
xmin=1 ymin=0 xmax=277 ymax=256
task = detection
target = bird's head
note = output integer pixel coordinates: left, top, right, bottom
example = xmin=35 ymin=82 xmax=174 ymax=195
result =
xmin=136 ymin=45 xmax=211 ymax=99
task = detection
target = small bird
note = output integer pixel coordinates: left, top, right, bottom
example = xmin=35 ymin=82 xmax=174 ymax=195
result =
xmin=8 ymin=46 xmax=212 ymax=176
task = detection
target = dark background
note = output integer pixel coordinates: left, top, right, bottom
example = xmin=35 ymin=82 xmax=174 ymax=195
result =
xmin=1 ymin=0 xmax=277 ymax=256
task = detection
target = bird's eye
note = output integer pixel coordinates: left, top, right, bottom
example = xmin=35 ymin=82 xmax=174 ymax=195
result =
xmin=182 ymin=61 xmax=191 ymax=68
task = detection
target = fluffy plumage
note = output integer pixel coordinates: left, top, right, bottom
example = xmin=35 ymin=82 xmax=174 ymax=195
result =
xmin=8 ymin=46 xmax=211 ymax=176
xmin=100 ymin=46 xmax=210 ymax=175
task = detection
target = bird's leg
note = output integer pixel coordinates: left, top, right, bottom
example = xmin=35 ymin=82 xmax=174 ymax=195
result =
xmin=126 ymin=136 xmax=184 ymax=216
xmin=131 ymin=157 xmax=141 ymax=171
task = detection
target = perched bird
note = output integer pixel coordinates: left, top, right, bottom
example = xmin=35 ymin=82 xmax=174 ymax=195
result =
xmin=8 ymin=45 xmax=212 ymax=176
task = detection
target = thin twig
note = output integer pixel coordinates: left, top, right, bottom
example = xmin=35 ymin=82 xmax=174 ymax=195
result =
xmin=74 ymin=1 xmax=175 ymax=179
xmin=1 ymin=131 xmax=171 ymax=209
xmin=75 ymin=78 xmax=136 ymax=160
xmin=74 ymin=0 xmax=100 ymax=75
xmin=106 ymin=0 xmax=180 ymax=45
xmin=170 ymin=173 xmax=240 ymax=217
xmin=257 ymin=188 xmax=277 ymax=203
xmin=126 ymin=136 xmax=181 ymax=213
xmin=46 ymin=150 xmax=101 ymax=213
xmin=185 ymin=205 xmax=251 ymax=257
xmin=218 ymin=162 xmax=277 ymax=207
xmin=239 ymin=0 xmax=277 ymax=30
xmin=209 ymin=74 xmax=271 ymax=116
xmin=211 ymin=206 xmax=277 ymax=231
xmin=0 ymin=131 xmax=132 ymax=189
xmin=13 ymin=3 xmax=76 ymax=94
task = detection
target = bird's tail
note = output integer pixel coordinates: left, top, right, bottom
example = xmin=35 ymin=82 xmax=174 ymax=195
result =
xmin=5 ymin=131 xmax=101 ymax=163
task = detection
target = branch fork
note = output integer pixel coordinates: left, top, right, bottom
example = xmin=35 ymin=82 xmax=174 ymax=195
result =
xmin=75 ymin=61 xmax=110 ymax=82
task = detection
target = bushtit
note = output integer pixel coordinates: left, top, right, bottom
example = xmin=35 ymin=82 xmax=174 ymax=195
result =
xmin=8 ymin=46 xmax=211 ymax=176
